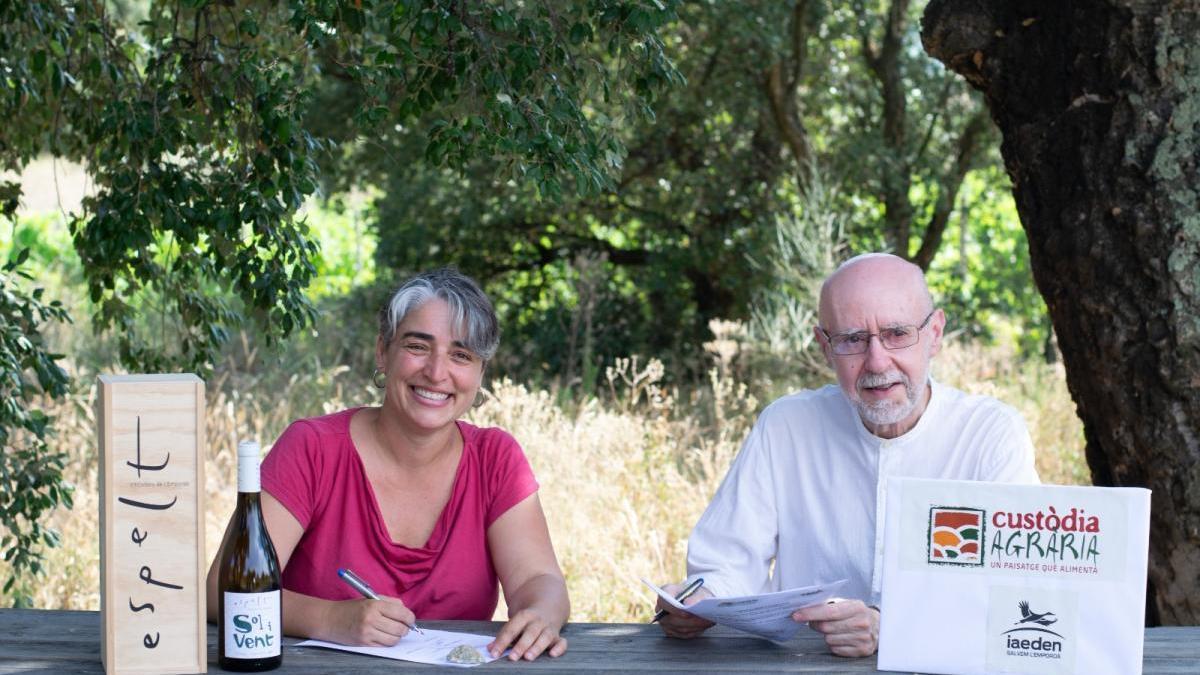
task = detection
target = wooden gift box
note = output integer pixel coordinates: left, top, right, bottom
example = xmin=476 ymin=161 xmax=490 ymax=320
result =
xmin=98 ymin=374 xmax=206 ymax=674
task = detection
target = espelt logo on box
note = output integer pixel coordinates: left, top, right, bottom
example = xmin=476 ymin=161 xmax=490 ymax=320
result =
xmin=927 ymin=507 xmax=985 ymax=566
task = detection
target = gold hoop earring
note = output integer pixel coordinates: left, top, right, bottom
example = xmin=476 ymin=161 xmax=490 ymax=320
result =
xmin=372 ymin=368 xmax=387 ymax=389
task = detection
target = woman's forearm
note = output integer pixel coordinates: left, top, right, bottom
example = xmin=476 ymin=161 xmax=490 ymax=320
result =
xmin=279 ymin=589 xmax=339 ymax=639
xmin=506 ymin=572 xmax=570 ymax=627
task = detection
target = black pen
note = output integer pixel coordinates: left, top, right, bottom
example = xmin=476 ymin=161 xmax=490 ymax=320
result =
xmin=337 ymin=567 xmax=424 ymax=635
xmin=651 ymin=578 xmax=705 ymax=623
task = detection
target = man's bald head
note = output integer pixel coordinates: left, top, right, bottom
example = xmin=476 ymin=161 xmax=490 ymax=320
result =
xmin=818 ymin=253 xmax=933 ymax=327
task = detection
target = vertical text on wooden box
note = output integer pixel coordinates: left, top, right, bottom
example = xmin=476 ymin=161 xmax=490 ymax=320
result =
xmin=99 ymin=374 xmax=206 ymax=675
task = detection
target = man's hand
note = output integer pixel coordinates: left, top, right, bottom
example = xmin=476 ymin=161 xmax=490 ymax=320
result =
xmin=654 ymin=582 xmax=716 ymax=639
xmin=791 ymin=599 xmax=879 ymax=657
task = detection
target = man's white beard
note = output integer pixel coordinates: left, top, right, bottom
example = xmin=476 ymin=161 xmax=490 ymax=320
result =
xmin=854 ymin=370 xmax=920 ymax=427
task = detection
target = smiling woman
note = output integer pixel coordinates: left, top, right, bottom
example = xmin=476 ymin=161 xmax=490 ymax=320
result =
xmin=205 ymin=268 xmax=571 ymax=662
xmin=373 ymin=275 xmax=493 ymax=437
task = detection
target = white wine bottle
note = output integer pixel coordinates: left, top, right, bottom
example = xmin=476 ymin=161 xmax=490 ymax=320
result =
xmin=217 ymin=440 xmax=283 ymax=671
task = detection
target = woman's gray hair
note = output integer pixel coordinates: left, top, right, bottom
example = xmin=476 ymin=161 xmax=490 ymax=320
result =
xmin=378 ymin=268 xmax=500 ymax=361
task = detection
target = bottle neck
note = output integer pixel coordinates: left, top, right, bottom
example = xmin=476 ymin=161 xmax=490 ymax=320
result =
xmin=237 ymin=452 xmax=261 ymax=493
xmin=236 ymin=491 xmax=262 ymax=506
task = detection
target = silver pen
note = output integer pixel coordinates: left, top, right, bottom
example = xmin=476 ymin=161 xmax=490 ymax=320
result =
xmin=338 ymin=567 xmax=424 ymax=634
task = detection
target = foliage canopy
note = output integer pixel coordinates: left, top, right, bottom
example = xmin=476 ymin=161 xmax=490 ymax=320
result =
xmin=0 ymin=0 xmax=1052 ymax=606
xmin=365 ymin=0 xmax=1047 ymax=384
xmin=1 ymin=0 xmax=682 ymax=372
xmin=0 ymin=0 xmax=682 ymax=603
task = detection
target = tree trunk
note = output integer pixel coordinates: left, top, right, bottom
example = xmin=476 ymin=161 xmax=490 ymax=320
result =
xmin=923 ymin=0 xmax=1200 ymax=625
xmin=876 ymin=0 xmax=916 ymax=257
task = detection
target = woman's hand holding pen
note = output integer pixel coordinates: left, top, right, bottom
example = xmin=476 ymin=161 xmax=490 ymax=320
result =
xmin=328 ymin=568 xmax=422 ymax=646
xmin=323 ymin=595 xmax=418 ymax=647
xmin=655 ymin=581 xmax=716 ymax=639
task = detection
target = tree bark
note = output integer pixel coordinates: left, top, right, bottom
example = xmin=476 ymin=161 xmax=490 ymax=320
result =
xmin=923 ymin=0 xmax=1200 ymax=625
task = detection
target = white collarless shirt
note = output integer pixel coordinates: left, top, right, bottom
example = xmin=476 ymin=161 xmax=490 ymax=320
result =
xmin=685 ymin=379 xmax=1039 ymax=605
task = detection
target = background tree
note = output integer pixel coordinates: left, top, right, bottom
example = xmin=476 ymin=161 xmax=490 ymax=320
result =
xmin=2 ymin=0 xmax=681 ymax=373
xmin=0 ymin=0 xmax=680 ymax=603
xmin=765 ymin=0 xmax=992 ymax=268
xmin=0 ymin=0 xmax=1062 ymax=608
xmin=365 ymin=0 xmax=1042 ymax=387
xmin=924 ymin=0 xmax=1200 ymax=624
xmin=366 ymin=1 xmax=793 ymax=379
xmin=0 ymin=249 xmax=72 ymax=606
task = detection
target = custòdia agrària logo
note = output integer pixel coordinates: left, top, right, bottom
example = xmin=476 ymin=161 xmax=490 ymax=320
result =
xmin=928 ymin=506 xmax=985 ymax=565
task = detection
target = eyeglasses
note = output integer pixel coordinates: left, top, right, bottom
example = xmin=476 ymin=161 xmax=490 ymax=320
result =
xmin=819 ymin=309 xmax=936 ymax=356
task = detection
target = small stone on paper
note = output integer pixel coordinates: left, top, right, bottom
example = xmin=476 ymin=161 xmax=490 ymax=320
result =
xmin=446 ymin=644 xmax=485 ymax=664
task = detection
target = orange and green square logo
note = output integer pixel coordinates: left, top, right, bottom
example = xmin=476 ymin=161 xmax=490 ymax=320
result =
xmin=928 ymin=507 xmax=985 ymax=566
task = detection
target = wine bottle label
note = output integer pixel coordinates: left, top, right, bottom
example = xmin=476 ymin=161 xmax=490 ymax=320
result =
xmin=223 ymin=591 xmax=281 ymax=658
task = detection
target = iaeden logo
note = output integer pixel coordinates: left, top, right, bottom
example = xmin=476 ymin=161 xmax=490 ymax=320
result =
xmin=1001 ymin=600 xmax=1065 ymax=659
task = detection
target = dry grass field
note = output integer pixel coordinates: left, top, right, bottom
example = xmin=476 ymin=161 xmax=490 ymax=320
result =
xmin=3 ymin=335 xmax=1086 ymax=621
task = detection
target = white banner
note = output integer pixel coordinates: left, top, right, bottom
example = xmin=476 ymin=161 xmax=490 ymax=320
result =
xmin=877 ymin=478 xmax=1150 ymax=675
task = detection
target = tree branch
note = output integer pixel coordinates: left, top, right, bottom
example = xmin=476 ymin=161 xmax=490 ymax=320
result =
xmin=480 ymin=229 xmax=651 ymax=277
xmin=866 ymin=0 xmax=914 ymax=256
xmin=912 ymin=78 xmax=956 ymax=167
xmin=763 ymin=1 xmax=813 ymax=171
xmin=764 ymin=63 xmax=812 ymax=168
xmin=853 ymin=0 xmax=882 ymax=79
xmin=879 ymin=0 xmax=910 ymax=153
xmin=788 ymin=0 xmax=810 ymax=88
xmin=912 ymin=108 xmax=989 ymax=270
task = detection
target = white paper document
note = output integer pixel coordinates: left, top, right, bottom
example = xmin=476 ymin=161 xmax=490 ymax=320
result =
xmin=642 ymin=577 xmax=847 ymax=642
xmin=297 ymin=627 xmax=499 ymax=668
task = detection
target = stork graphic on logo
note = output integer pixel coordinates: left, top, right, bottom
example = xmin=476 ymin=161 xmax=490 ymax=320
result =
xmin=1002 ymin=600 xmax=1064 ymax=641
xmin=1014 ymin=601 xmax=1059 ymax=628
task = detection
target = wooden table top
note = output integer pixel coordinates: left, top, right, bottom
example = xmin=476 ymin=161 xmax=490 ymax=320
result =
xmin=0 ymin=609 xmax=1195 ymax=673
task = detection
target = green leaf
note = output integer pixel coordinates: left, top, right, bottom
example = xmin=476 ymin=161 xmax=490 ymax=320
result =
xmin=238 ymin=17 xmax=259 ymax=37
xmin=568 ymin=22 xmax=592 ymax=45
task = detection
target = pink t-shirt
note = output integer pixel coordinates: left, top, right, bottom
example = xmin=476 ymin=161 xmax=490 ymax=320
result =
xmin=260 ymin=408 xmax=539 ymax=620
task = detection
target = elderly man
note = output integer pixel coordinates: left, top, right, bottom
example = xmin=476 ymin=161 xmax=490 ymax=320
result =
xmin=656 ymin=253 xmax=1038 ymax=656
